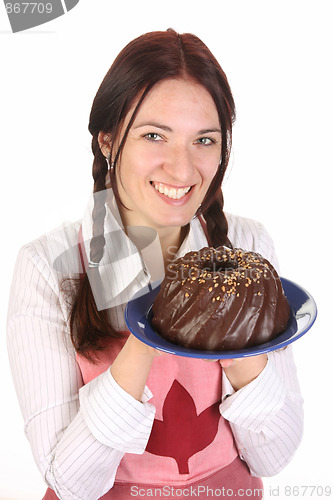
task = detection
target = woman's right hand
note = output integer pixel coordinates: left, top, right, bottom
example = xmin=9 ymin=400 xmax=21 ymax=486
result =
xmin=110 ymin=333 xmax=162 ymax=402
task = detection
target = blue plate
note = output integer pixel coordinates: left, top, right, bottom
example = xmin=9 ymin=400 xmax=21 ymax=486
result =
xmin=125 ymin=277 xmax=317 ymax=358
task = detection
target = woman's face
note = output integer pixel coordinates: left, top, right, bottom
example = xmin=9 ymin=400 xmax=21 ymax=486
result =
xmin=114 ymin=78 xmax=222 ymax=231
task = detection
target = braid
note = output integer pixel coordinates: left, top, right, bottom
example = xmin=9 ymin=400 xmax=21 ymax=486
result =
xmin=202 ymin=190 xmax=232 ymax=249
xmin=68 ymin=135 xmax=122 ymax=361
xmin=90 ymin=135 xmax=108 ymax=264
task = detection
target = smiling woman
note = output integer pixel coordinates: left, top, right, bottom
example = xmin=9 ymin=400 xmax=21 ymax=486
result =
xmin=6 ymin=29 xmax=303 ymax=500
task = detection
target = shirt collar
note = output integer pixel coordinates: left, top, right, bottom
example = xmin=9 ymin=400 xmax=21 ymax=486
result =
xmin=175 ymin=216 xmax=208 ymax=258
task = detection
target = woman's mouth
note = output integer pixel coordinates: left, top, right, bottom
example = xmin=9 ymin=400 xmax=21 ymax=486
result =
xmin=151 ymin=181 xmax=192 ymax=200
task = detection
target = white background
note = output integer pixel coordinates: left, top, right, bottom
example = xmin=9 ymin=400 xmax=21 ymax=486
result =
xmin=0 ymin=1 xmax=332 ymax=498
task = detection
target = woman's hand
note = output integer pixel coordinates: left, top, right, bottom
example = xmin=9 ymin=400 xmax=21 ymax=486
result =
xmin=219 ymin=354 xmax=268 ymax=391
xmin=110 ymin=334 xmax=162 ymax=402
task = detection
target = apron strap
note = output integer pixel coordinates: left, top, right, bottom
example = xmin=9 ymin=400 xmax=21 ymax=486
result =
xmin=197 ymin=214 xmax=212 ymax=246
xmin=78 ymin=225 xmax=88 ymax=273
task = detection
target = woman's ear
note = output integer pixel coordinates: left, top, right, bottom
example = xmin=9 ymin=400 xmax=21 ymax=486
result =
xmin=98 ymin=131 xmax=112 ymax=159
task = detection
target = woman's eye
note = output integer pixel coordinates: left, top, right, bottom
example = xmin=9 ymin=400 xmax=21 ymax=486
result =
xmin=196 ymin=137 xmax=216 ymax=146
xmin=144 ymin=132 xmax=163 ymax=141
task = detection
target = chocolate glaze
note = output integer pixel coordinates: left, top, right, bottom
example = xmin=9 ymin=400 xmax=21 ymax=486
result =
xmin=151 ymin=247 xmax=290 ymax=351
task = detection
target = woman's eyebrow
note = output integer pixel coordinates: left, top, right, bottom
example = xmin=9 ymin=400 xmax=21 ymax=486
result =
xmin=133 ymin=122 xmax=222 ymax=134
xmin=198 ymin=128 xmax=222 ymax=135
xmin=133 ymin=122 xmax=172 ymax=132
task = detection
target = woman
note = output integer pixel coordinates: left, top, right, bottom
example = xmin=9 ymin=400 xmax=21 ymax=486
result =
xmin=7 ymin=29 xmax=303 ymax=499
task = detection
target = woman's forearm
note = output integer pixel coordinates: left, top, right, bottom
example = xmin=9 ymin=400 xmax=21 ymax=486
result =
xmin=110 ymin=334 xmax=158 ymax=401
xmin=220 ymin=348 xmax=304 ymax=477
xmin=220 ymin=354 xmax=268 ymax=391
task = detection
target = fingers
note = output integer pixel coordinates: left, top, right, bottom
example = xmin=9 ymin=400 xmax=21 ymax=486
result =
xmin=203 ymin=358 xmax=240 ymax=366
xmin=219 ymin=358 xmax=235 ymax=368
xmin=219 ymin=358 xmax=244 ymax=368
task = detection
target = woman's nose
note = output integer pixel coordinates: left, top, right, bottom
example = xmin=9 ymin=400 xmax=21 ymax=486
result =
xmin=163 ymin=145 xmax=195 ymax=184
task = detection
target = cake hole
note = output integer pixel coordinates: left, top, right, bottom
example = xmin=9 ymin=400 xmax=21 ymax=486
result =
xmin=211 ymin=261 xmax=237 ymax=273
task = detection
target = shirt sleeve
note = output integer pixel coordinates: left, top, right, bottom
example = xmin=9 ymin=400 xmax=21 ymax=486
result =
xmin=6 ymin=243 xmax=155 ymax=500
xmin=220 ymin=346 xmax=304 ymax=477
xmin=226 ymin=213 xmax=280 ymax=272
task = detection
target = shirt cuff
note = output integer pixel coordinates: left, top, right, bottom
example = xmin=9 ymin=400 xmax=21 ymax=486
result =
xmin=220 ymin=355 xmax=287 ymax=432
xmin=79 ymin=368 xmax=156 ymax=454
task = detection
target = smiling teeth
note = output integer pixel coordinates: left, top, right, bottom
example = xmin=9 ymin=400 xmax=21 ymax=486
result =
xmin=153 ymin=182 xmax=191 ymax=199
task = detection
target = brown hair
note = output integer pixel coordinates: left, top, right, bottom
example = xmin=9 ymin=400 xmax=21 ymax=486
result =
xmin=70 ymin=29 xmax=236 ymax=358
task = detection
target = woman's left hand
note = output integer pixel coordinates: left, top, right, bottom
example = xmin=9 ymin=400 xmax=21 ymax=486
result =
xmin=219 ymin=354 xmax=268 ymax=391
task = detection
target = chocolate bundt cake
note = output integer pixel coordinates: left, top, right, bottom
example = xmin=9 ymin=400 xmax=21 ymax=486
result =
xmin=151 ymin=246 xmax=290 ymax=351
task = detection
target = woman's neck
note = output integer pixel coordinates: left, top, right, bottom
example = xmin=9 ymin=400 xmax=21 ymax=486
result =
xmin=158 ymin=225 xmax=189 ymax=267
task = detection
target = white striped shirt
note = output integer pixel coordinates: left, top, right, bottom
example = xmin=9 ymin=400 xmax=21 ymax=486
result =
xmin=6 ymin=194 xmax=303 ymax=499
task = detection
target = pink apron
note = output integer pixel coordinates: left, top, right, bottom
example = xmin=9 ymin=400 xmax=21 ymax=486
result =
xmin=43 ymin=333 xmax=263 ymax=499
